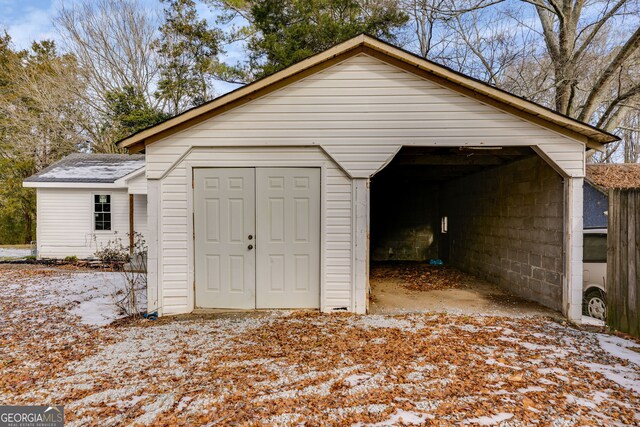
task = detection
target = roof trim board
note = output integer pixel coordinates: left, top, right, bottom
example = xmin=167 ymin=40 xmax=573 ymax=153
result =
xmin=117 ymin=35 xmax=618 ymax=153
xmin=22 ymin=181 xmax=129 ymax=189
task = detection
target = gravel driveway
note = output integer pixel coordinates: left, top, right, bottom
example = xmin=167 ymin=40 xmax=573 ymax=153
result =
xmin=1 ymin=266 xmax=639 ymax=426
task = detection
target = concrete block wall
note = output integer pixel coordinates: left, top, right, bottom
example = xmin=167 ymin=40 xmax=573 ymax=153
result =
xmin=370 ymin=180 xmax=440 ymax=261
xmin=442 ymin=156 xmax=564 ymax=311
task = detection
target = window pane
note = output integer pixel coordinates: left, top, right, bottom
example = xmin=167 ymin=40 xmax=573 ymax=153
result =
xmin=583 ymin=234 xmax=607 ymax=262
xmin=94 ymin=195 xmax=112 ymax=231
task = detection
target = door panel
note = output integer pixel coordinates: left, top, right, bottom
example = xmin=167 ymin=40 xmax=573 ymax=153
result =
xmin=256 ymin=168 xmax=320 ymax=308
xmin=194 ymin=168 xmax=255 ymax=309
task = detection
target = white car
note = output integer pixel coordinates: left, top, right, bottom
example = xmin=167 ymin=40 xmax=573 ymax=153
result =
xmin=583 ymin=229 xmax=607 ymax=320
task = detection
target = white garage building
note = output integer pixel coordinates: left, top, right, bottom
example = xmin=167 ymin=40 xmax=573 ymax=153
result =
xmin=117 ymin=35 xmax=617 ymax=322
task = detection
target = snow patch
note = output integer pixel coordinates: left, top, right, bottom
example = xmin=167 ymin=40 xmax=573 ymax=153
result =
xmin=463 ymin=412 xmax=514 ymax=425
xmin=0 ymin=247 xmax=31 ymax=258
xmin=352 ymin=315 xmax=416 ymax=331
xmin=582 ymin=316 xmax=606 ymax=327
xmin=344 ymin=374 xmax=371 ymax=387
xmin=38 ymin=160 xmax=144 ymax=181
xmin=566 ymin=394 xmax=597 ymax=409
xmin=354 ymin=409 xmax=432 ymax=426
xmin=582 ymin=362 xmax=640 ymax=394
xmin=597 ymin=334 xmax=640 ymax=367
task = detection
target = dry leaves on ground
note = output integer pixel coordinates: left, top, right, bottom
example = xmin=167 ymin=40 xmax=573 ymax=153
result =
xmin=1 ymin=266 xmax=640 ymax=426
xmin=370 ymin=263 xmax=473 ymax=291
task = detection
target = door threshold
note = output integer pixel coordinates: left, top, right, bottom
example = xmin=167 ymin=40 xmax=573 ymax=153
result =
xmin=192 ymin=308 xmax=319 ymax=313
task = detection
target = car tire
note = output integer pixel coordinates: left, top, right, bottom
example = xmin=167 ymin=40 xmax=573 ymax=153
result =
xmin=583 ymin=288 xmax=607 ymax=321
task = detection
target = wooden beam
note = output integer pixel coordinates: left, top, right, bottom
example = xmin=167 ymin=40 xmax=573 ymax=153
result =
xmin=129 ymin=194 xmax=134 ymax=255
xmin=391 ymin=154 xmax=506 ymax=166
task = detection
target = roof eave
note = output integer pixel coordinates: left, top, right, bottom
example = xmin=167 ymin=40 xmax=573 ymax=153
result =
xmin=22 ymin=181 xmax=127 ymax=189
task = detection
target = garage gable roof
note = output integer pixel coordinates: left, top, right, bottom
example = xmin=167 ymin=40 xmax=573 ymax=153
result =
xmin=117 ymin=34 xmax=619 ymax=153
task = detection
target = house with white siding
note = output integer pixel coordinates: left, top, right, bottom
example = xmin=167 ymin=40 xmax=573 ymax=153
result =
xmin=111 ymin=35 xmax=617 ymax=323
xmin=23 ymin=154 xmax=147 ymax=259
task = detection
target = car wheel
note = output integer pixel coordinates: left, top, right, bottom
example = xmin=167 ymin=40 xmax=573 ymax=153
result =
xmin=583 ymin=289 xmax=607 ymax=321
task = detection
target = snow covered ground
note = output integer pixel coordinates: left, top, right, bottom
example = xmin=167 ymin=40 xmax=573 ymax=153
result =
xmin=0 ymin=266 xmax=639 ymax=426
xmin=0 ymin=267 xmax=145 ymax=326
xmin=0 ymin=247 xmax=31 ymax=259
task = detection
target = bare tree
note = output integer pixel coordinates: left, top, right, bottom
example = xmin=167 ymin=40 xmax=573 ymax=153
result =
xmin=400 ymin=0 xmax=640 ymax=162
xmin=55 ymin=0 xmax=162 ymax=151
xmin=526 ymin=0 xmax=640 ymax=132
xmin=402 ymin=0 xmax=508 ymax=59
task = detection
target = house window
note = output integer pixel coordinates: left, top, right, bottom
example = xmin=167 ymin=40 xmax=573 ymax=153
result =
xmin=94 ymin=195 xmax=111 ymax=231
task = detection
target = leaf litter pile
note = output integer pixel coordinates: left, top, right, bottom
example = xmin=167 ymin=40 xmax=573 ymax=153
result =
xmin=1 ymin=267 xmax=640 ymax=426
xmin=370 ymin=263 xmax=472 ymax=291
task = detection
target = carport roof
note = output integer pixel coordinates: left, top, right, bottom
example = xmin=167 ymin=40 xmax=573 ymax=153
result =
xmin=116 ymin=34 xmax=619 ymax=153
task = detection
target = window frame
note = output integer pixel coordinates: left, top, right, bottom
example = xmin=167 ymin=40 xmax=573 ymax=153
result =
xmin=92 ymin=193 xmax=113 ymax=232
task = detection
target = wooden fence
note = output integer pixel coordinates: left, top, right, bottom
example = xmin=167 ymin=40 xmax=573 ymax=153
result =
xmin=607 ymin=189 xmax=640 ymax=336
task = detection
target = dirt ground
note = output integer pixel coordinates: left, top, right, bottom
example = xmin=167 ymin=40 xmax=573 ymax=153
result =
xmin=369 ymin=263 xmax=560 ymax=318
xmin=1 ymin=265 xmax=640 ymax=426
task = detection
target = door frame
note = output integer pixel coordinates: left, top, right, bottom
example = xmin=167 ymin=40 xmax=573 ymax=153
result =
xmin=188 ymin=162 xmax=326 ymax=311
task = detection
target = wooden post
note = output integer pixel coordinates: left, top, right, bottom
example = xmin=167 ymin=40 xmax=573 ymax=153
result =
xmin=129 ymin=194 xmax=134 ymax=254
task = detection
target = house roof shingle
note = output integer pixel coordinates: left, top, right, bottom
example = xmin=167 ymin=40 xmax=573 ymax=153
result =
xmin=24 ymin=153 xmax=145 ymax=184
xmin=585 ymin=163 xmax=640 ymax=190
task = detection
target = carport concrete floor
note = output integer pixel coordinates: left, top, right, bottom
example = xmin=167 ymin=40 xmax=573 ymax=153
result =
xmin=369 ymin=263 xmax=561 ymax=319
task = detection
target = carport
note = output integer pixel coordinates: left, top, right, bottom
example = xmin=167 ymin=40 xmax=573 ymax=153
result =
xmin=369 ymin=146 xmax=564 ymax=314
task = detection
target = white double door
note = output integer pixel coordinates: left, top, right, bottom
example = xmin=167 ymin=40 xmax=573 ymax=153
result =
xmin=194 ymin=168 xmax=320 ymax=309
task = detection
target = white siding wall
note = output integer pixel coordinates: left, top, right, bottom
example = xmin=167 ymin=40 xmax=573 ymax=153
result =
xmin=154 ymin=147 xmax=352 ymax=315
xmin=147 ymin=53 xmax=588 ymax=315
xmin=36 ymin=188 xmax=130 ymax=258
xmin=146 ymin=54 xmax=586 ymax=180
xmin=133 ymin=195 xmax=148 ymax=244
xmin=127 ymin=173 xmax=147 ymax=194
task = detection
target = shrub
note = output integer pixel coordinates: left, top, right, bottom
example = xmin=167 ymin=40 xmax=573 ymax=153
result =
xmin=94 ymin=232 xmax=147 ymax=318
xmin=64 ymin=255 xmax=78 ymax=263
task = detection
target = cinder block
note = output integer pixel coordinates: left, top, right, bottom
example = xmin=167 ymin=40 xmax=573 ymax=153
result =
xmin=542 ymin=256 xmax=556 ymax=271
xmin=529 ymin=253 xmax=541 ymax=267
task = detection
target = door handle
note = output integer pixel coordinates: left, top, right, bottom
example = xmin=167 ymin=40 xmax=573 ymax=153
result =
xmin=248 ymin=244 xmax=254 ymax=250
